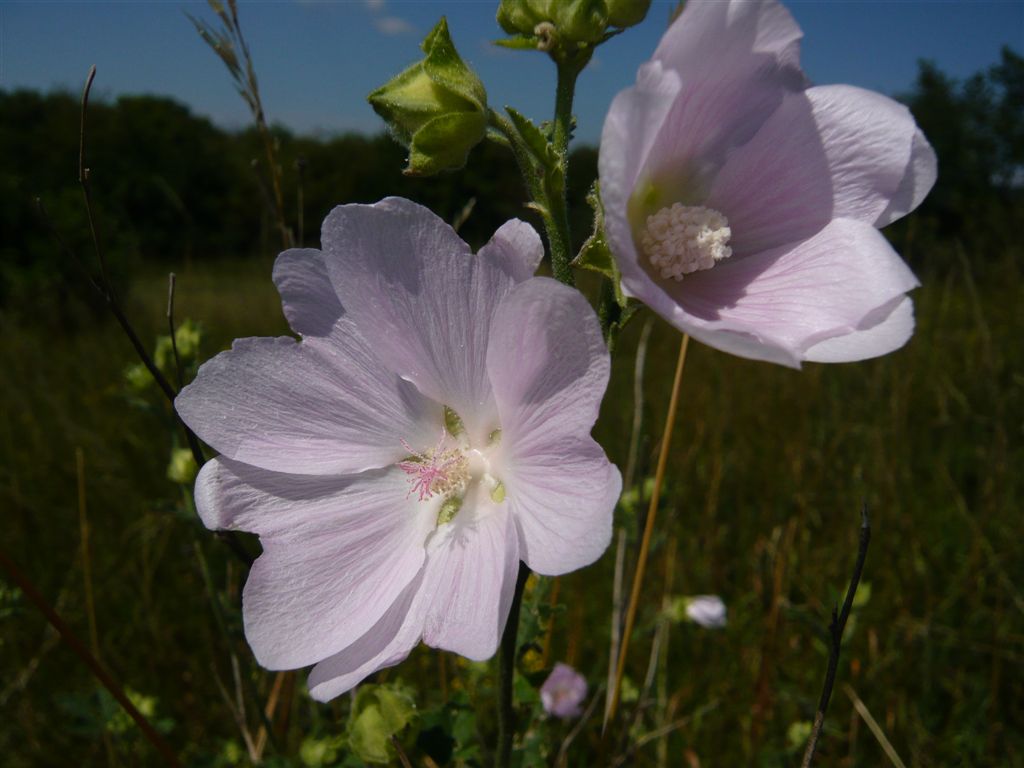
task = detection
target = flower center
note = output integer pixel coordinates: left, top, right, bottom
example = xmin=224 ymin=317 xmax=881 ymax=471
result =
xmin=397 ymin=435 xmax=470 ymax=502
xmin=398 ymin=411 xmax=506 ymax=527
xmin=640 ymin=203 xmax=732 ymax=281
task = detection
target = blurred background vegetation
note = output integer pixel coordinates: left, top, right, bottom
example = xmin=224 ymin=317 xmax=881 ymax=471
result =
xmin=1 ymin=48 xmax=1021 ymax=767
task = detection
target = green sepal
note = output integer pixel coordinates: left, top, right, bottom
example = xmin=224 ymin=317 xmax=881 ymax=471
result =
xmin=405 ymin=111 xmax=487 ymax=177
xmin=493 ymin=34 xmax=541 ymax=50
xmin=421 ymin=18 xmax=486 ymax=109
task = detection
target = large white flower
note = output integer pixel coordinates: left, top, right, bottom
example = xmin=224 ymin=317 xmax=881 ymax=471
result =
xmin=177 ymin=198 xmax=621 ymax=700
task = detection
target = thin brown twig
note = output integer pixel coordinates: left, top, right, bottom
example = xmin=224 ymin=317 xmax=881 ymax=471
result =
xmin=212 ymin=662 xmax=259 ymax=763
xmin=801 ymin=506 xmax=872 ymax=767
xmin=606 ymin=334 xmax=690 ymax=730
xmin=0 ymin=547 xmax=180 ymax=767
xmin=74 ymin=67 xmax=209 ymax=470
xmin=391 ymin=735 xmax=414 ymax=768
xmin=843 ymin=684 xmax=908 ymax=768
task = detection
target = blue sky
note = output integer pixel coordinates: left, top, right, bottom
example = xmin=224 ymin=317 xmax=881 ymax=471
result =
xmin=2 ymin=1 xmax=1021 ymax=144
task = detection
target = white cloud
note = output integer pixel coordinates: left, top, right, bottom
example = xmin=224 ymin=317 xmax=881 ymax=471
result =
xmin=364 ymin=0 xmax=386 ymax=11
xmin=374 ymin=15 xmax=415 ymax=36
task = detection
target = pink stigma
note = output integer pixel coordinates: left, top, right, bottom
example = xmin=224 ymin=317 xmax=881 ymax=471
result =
xmin=397 ymin=435 xmax=467 ymax=501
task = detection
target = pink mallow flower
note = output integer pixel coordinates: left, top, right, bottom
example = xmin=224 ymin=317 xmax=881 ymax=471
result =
xmin=600 ymin=0 xmax=937 ymax=367
xmin=541 ymin=663 xmax=588 ymax=719
xmin=176 ymin=198 xmax=620 ymax=701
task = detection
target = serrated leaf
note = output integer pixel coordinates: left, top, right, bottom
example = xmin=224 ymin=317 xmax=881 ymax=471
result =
xmin=505 ymin=107 xmax=555 ymax=167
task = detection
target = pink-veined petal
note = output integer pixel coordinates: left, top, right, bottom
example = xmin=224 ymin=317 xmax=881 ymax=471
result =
xmin=176 ymin=334 xmax=438 ymax=475
xmin=195 ymin=458 xmax=433 ymax=669
xmin=272 ymin=248 xmax=343 ymax=338
xmin=419 ymin=504 xmax=520 ymax=660
xmin=486 ymin=278 xmax=619 ymax=574
xmin=306 ymin=575 xmax=426 ymax=702
xmin=664 ymin=218 xmax=919 ymax=366
xmin=307 ymin=502 xmax=520 ymax=697
xmin=320 ymin=199 xmax=532 ymax=443
xmin=804 ymin=295 xmax=915 ymax=363
xmin=477 ymin=219 xmax=544 ymax=283
xmin=709 ymin=84 xmax=936 ymax=254
xmin=600 ymin=61 xmax=683 ymax=223
xmin=506 ymin=435 xmax=619 ymax=576
xmin=631 ymin=0 xmax=807 ymax=199
xmin=653 ymin=0 xmax=805 ymax=83
xmin=875 ymin=128 xmax=938 ymax=227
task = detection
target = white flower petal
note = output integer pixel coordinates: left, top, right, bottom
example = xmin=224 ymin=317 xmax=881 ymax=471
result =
xmin=804 ymin=295 xmax=915 ymax=363
xmin=419 ymin=506 xmax=520 ymax=661
xmin=272 ymin=248 xmax=343 ymax=338
xmin=486 ymin=278 xmax=619 ymax=574
xmin=195 ymin=458 xmax=433 ymax=669
xmin=320 ymin=198 xmax=532 ymax=442
xmin=665 ymin=218 xmax=919 ymax=365
xmin=306 ymin=576 xmax=425 ymax=702
xmin=177 ymin=335 xmax=437 ymax=475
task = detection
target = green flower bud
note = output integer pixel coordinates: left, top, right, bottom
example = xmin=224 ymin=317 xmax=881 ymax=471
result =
xmin=497 ymin=0 xmax=607 ymax=49
xmin=496 ymin=0 xmax=550 ymax=36
xmin=369 ymin=18 xmax=487 ymax=176
xmin=606 ymin=0 xmax=651 ymax=28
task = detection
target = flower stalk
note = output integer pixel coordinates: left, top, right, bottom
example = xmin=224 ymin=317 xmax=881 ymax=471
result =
xmin=496 ymin=563 xmax=530 ymax=768
xmin=605 ymin=333 xmax=690 ymax=728
xmin=546 ymin=58 xmax=585 ymax=286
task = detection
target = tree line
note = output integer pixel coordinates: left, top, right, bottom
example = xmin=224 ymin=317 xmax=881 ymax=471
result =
xmin=1 ymin=48 xmax=1019 ymax=314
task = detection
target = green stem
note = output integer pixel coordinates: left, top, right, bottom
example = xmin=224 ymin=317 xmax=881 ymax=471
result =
xmin=546 ymin=59 xmax=584 ymax=287
xmin=495 ymin=563 xmax=530 ymax=768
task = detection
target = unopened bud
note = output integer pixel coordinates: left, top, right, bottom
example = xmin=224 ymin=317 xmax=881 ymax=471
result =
xmin=606 ymin=0 xmax=651 ymax=28
xmin=497 ymin=0 xmax=607 ymax=51
xmin=369 ymin=18 xmax=487 ymax=176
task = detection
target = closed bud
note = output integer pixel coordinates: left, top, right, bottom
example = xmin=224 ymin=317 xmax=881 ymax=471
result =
xmin=496 ymin=0 xmax=550 ymax=36
xmin=368 ymin=18 xmax=487 ymax=176
xmin=606 ymin=0 xmax=651 ymax=28
xmin=497 ymin=0 xmax=607 ymax=51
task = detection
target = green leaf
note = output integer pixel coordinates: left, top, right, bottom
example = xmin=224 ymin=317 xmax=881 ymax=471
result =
xmin=505 ymin=107 xmax=555 ymax=167
xmin=573 ymin=181 xmax=627 ymax=307
xmin=347 ymin=683 xmax=417 ymax=765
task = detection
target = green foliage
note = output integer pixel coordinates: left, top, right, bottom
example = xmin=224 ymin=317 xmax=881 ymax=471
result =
xmin=346 ymin=683 xmax=418 ymax=764
xmin=894 ymin=47 xmax=1024 ymax=266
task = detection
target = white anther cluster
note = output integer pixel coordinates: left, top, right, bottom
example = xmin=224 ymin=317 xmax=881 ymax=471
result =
xmin=640 ymin=203 xmax=732 ymax=281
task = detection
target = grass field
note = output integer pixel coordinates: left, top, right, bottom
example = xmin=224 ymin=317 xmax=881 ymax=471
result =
xmin=1 ymin=238 xmax=1021 ymax=766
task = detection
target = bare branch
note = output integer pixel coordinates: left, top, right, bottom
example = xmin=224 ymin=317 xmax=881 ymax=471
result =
xmin=801 ymin=505 xmax=872 ymax=767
